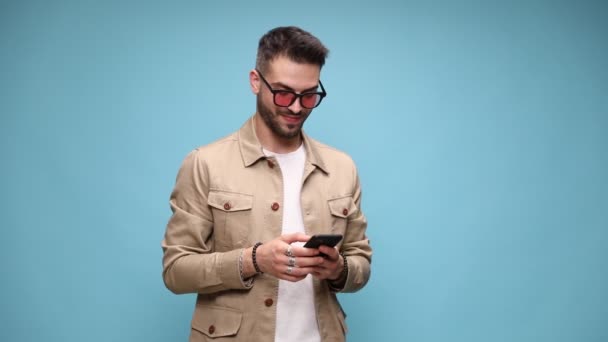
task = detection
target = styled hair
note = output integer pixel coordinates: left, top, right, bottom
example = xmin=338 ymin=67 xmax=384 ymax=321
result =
xmin=256 ymin=26 xmax=329 ymax=74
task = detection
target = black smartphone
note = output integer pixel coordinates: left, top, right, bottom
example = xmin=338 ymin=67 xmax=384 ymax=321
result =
xmin=303 ymin=234 xmax=343 ymax=248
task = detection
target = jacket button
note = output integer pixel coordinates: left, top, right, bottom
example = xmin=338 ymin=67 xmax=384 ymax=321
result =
xmin=265 ymin=298 xmax=274 ymax=307
xmin=267 ymin=160 xmax=275 ymax=168
xmin=342 ymin=208 xmax=348 ymax=216
xmin=208 ymin=325 xmax=215 ymax=334
xmin=224 ymin=202 xmax=231 ymax=210
xmin=271 ymin=202 xmax=280 ymax=211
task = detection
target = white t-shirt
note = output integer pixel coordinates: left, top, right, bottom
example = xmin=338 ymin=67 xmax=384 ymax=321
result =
xmin=263 ymin=144 xmax=320 ymax=342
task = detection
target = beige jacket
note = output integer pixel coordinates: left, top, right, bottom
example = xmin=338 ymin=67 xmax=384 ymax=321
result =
xmin=162 ymin=116 xmax=372 ymax=342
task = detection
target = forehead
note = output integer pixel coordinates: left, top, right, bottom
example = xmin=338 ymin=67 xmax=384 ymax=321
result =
xmin=266 ymin=55 xmax=321 ymax=90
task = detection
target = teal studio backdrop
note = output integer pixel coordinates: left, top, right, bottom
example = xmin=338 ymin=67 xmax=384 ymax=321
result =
xmin=1 ymin=1 xmax=607 ymax=341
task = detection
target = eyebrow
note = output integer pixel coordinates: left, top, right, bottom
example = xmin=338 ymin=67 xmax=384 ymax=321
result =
xmin=271 ymin=81 xmax=320 ymax=93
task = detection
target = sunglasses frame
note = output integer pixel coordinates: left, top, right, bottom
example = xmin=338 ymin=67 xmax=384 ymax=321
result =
xmin=256 ymin=69 xmax=327 ymax=109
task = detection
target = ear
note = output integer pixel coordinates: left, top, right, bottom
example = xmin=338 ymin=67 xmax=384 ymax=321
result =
xmin=249 ymin=69 xmax=260 ymax=95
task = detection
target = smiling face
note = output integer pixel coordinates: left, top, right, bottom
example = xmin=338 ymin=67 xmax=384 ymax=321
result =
xmin=251 ymin=55 xmax=322 ymax=152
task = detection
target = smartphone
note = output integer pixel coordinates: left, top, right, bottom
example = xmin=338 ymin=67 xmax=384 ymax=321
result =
xmin=303 ymin=234 xmax=343 ymax=248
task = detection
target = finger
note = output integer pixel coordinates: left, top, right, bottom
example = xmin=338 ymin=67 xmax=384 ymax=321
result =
xmin=284 ymin=245 xmax=295 ymax=258
xmin=280 ymin=232 xmax=311 ymax=244
xmin=287 ymin=255 xmax=324 ymax=268
xmin=277 ymin=273 xmax=307 ymax=282
xmin=291 ymin=245 xmax=323 ymax=257
xmin=287 ymin=255 xmax=297 ymax=267
xmin=318 ymin=245 xmax=339 ymax=260
xmin=277 ymin=265 xmax=314 ymax=281
xmin=313 ymin=255 xmax=339 ymax=271
xmin=310 ymin=265 xmax=339 ymax=280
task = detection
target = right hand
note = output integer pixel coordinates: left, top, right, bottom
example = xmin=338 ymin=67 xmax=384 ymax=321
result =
xmin=254 ymin=233 xmax=325 ymax=282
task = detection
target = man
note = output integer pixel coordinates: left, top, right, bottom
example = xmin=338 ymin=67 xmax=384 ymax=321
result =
xmin=162 ymin=26 xmax=372 ymax=342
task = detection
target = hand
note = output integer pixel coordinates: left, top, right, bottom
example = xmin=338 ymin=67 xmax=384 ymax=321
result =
xmin=254 ymin=233 xmax=325 ymax=282
xmin=310 ymin=245 xmax=344 ymax=281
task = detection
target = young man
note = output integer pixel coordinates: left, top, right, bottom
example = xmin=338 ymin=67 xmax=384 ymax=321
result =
xmin=162 ymin=26 xmax=372 ymax=342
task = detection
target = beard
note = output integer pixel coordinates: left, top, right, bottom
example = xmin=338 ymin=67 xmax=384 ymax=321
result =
xmin=257 ymin=95 xmax=309 ymax=140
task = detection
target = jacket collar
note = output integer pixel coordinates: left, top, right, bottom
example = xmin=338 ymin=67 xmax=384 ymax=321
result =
xmin=238 ymin=115 xmax=329 ymax=174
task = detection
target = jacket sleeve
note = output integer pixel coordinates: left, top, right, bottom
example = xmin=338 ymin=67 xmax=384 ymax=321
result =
xmin=336 ymin=166 xmax=372 ymax=293
xmin=161 ymin=150 xmax=250 ymax=294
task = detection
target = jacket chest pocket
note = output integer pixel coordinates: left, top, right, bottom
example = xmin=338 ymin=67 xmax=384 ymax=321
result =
xmin=208 ymin=190 xmax=253 ymax=250
xmin=327 ymin=196 xmax=357 ymax=235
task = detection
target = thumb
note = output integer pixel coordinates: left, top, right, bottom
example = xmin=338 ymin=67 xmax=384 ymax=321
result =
xmin=280 ymin=232 xmax=310 ymax=244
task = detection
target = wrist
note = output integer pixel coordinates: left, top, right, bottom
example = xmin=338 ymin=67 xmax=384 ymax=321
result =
xmin=329 ymin=252 xmax=348 ymax=288
xmin=240 ymin=246 xmax=258 ymax=278
xmin=251 ymin=242 xmax=264 ymax=274
xmin=330 ymin=252 xmax=348 ymax=281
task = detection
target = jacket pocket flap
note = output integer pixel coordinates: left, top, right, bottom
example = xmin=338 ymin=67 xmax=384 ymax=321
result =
xmin=191 ymin=305 xmax=243 ymax=337
xmin=328 ymin=196 xmax=357 ymax=218
xmin=208 ymin=191 xmax=253 ymax=212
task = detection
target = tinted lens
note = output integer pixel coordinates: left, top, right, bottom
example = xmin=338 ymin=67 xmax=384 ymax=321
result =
xmin=301 ymin=93 xmax=321 ymax=108
xmin=274 ymin=91 xmax=296 ymax=107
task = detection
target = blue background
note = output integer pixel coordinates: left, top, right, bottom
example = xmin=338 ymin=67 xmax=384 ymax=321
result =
xmin=1 ymin=1 xmax=607 ymax=341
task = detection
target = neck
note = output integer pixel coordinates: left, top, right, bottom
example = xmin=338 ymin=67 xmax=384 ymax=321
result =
xmin=254 ymin=114 xmax=302 ymax=154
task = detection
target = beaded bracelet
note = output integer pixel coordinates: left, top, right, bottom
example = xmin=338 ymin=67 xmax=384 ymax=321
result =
xmin=328 ymin=252 xmax=349 ymax=292
xmin=252 ymin=242 xmax=263 ymax=274
xmin=339 ymin=252 xmax=349 ymax=280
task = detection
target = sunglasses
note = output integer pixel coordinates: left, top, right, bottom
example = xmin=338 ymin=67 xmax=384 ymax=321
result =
xmin=256 ymin=69 xmax=327 ymax=109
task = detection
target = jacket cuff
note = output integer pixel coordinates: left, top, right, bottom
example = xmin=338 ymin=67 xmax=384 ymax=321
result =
xmin=219 ymin=248 xmax=250 ymax=290
xmin=340 ymin=255 xmax=370 ymax=293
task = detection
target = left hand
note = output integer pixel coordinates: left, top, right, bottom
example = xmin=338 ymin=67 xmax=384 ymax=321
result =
xmin=310 ymin=245 xmax=343 ymax=280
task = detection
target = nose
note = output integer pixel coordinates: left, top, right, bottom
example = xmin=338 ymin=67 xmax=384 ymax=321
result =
xmin=287 ymin=97 xmax=302 ymax=114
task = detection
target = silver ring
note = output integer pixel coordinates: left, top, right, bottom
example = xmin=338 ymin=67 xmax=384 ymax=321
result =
xmin=288 ymin=256 xmax=296 ymax=267
xmin=286 ymin=246 xmax=294 ymax=257
xmin=287 ymin=266 xmax=293 ymax=274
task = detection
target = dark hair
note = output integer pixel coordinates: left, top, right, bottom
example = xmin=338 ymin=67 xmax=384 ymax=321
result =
xmin=256 ymin=26 xmax=329 ymax=73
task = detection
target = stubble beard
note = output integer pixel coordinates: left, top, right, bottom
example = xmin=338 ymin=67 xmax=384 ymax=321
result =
xmin=257 ymin=95 xmax=308 ymax=140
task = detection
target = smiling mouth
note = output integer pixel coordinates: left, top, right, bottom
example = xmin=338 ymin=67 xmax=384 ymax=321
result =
xmin=281 ymin=114 xmax=302 ymax=124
